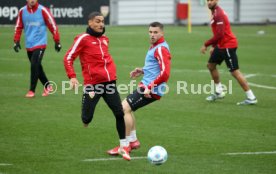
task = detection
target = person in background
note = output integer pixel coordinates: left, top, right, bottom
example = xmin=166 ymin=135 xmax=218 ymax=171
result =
xmin=13 ymin=0 xmax=62 ymax=98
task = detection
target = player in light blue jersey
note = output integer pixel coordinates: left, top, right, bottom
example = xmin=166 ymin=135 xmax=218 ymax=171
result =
xmin=108 ymin=22 xmax=172 ymax=155
xmin=13 ymin=0 xmax=62 ymax=98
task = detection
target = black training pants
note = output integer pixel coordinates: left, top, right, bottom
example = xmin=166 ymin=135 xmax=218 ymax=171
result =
xmin=27 ymin=49 xmax=49 ymax=92
xmin=81 ymin=81 xmax=126 ymax=139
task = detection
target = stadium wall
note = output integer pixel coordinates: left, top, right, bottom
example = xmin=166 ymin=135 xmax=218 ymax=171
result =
xmin=110 ymin=0 xmax=276 ymax=25
xmin=110 ymin=0 xmax=175 ymax=25
xmin=0 ymin=0 xmax=110 ymax=25
xmin=1 ymin=0 xmax=276 ymax=26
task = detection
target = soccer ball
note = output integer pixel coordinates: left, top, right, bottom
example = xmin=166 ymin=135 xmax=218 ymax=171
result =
xmin=147 ymin=146 xmax=168 ymax=165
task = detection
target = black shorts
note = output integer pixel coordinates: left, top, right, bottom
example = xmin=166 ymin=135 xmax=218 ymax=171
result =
xmin=208 ymin=46 xmax=239 ymax=72
xmin=126 ymin=87 xmax=157 ymax=112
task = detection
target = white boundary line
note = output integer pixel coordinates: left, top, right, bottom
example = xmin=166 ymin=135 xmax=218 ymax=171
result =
xmin=244 ymin=74 xmax=257 ymax=78
xmin=0 ymin=163 xmax=13 ymax=166
xmin=223 ymin=151 xmax=276 ymax=156
xmin=83 ymin=156 xmax=147 ymax=162
xmin=245 ymin=74 xmax=276 ymax=90
xmin=248 ymin=82 xmax=276 ymax=90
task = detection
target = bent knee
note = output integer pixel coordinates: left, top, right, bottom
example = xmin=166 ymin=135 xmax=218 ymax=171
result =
xmin=207 ymin=63 xmax=216 ymax=71
xmin=122 ymin=99 xmax=132 ymax=113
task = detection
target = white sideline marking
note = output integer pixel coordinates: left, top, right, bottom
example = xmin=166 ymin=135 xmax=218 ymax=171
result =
xmin=83 ymin=156 xmax=147 ymax=162
xmin=244 ymin=74 xmax=257 ymax=78
xmin=0 ymin=163 xmax=13 ymax=166
xmin=244 ymin=74 xmax=276 ymax=90
xmin=224 ymin=151 xmax=276 ymax=156
xmin=248 ymin=82 xmax=276 ymax=90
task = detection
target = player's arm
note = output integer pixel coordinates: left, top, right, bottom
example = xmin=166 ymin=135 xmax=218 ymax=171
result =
xmin=13 ymin=9 xmax=23 ymax=52
xmin=147 ymin=46 xmax=171 ymax=90
xmin=42 ymin=7 xmax=61 ymax=52
xmin=201 ymin=12 xmax=225 ymax=54
xmin=64 ymin=35 xmax=85 ymax=88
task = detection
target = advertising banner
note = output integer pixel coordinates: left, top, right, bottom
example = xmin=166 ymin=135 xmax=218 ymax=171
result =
xmin=0 ymin=0 xmax=110 ymax=25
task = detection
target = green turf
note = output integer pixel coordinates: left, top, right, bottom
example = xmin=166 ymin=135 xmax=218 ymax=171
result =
xmin=1 ymin=25 xmax=276 ymax=174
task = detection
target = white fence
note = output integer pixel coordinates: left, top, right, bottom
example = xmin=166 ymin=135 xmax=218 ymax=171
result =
xmin=110 ymin=0 xmax=276 ymax=25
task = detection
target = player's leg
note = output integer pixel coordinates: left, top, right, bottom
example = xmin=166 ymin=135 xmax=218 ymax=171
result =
xmin=224 ymin=48 xmax=257 ymax=105
xmin=231 ymin=70 xmax=250 ymax=91
xmin=81 ymin=85 xmax=102 ymax=127
xmin=207 ymin=63 xmax=220 ymax=84
xmin=102 ymin=82 xmax=130 ymax=160
xmin=122 ymin=99 xmax=140 ymax=149
xmin=124 ymin=87 xmax=156 ymax=147
xmin=25 ymin=49 xmax=44 ymax=97
xmin=107 ymin=87 xmax=157 ymax=155
xmin=206 ymin=47 xmax=225 ymax=101
xmin=25 ymin=51 xmax=35 ymax=97
xmin=34 ymin=49 xmax=52 ymax=96
xmin=122 ymin=99 xmax=133 ymax=137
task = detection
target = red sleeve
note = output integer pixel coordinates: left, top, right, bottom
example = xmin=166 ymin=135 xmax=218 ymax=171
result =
xmin=14 ymin=9 xmax=23 ymax=42
xmin=64 ymin=34 xmax=87 ymax=79
xmin=147 ymin=46 xmax=171 ymax=90
xmin=42 ymin=7 xmax=60 ymax=43
xmin=204 ymin=12 xmax=225 ymax=47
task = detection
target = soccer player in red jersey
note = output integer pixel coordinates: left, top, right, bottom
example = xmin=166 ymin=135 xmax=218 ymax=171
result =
xmin=64 ymin=12 xmax=130 ymax=161
xmin=200 ymin=0 xmax=257 ymax=105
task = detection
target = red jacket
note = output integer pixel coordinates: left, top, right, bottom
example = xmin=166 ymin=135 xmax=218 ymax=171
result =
xmin=204 ymin=5 xmax=238 ymax=49
xmin=14 ymin=2 xmax=60 ymax=51
xmin=64 ymin=33 xmax=117 ymax=85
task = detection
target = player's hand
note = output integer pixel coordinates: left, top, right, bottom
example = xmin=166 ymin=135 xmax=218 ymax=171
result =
xmin=143 ymin=88 xmax=152 ymax=98
xmin=130 ymin=68 xmax=143 ymax=79
xmin=13 ymin=42 xmax=21 ymax=52
xmin=200 ymin=45 xmax=207 ymax=54
xmin=70 ymin=78 xmax=79 ymax=89
xmin=55 ymin=42 xmax=62 ymax=52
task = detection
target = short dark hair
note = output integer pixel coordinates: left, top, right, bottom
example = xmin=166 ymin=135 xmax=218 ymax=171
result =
xmin=88 ymin=12 xmax=103 ymax=20
xmin=149 ymin=22 xmax=164 ymax=30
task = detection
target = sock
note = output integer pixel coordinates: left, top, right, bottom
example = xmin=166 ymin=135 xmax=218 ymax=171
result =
xmin=130 ymin=130 xmax=137 ymax=142
xmin=215 ymin=82 xmax=223 ymax=93
xmin=120 ymin=139 xmax=129 ymax=148
xmin=245 ymin=89 xmax=256 ymax=100
xmin=126 ymin=136 xmax=132 ymax=143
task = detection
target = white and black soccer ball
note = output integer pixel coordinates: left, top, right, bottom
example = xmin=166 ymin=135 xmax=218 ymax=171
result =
xmin=147 ymin=146 xmax=168 ymax=165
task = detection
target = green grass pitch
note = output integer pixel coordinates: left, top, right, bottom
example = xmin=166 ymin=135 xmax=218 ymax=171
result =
xmin=0 ymin=25 xmax=276 ymax=174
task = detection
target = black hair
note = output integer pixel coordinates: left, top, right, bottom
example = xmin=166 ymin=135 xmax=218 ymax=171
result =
xmin=149 ymin=22 xmax=164 ymax=30
xmin=88 ymin=12 xmax=103 ymax=20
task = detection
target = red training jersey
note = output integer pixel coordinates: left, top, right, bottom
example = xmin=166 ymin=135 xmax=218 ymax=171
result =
xmin=64 ymin=33 xmax=117 ymax=85
xmin=204 ymin=5 xmax=238 ymax=49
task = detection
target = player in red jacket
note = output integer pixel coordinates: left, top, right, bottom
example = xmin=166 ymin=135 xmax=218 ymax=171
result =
xmin=64 ymin=12 xmax=130 ymax=161
xmin=200 ymin=0 xmax=257 ymax=105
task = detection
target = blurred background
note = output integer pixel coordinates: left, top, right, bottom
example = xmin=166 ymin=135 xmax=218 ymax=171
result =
xmin=1 ymin=0 xmax=276 ymax=26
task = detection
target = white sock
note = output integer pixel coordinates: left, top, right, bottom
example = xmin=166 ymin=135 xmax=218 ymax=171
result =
xmin=119 ymin=139 xmax=129 ymax=147
xmin=130 ymin=130 xmax=137 ymax=142
xmin=215 ymin=82 xmax=223 ymax=93
xmin=126 ymin=136 xmax=132 ymax=143
xmin=245 ymin=89 xmax=256 ymax=100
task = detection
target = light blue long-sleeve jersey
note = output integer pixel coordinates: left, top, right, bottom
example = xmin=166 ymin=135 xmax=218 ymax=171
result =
xmin=142 ymin=42 xmax=170 ymax=96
